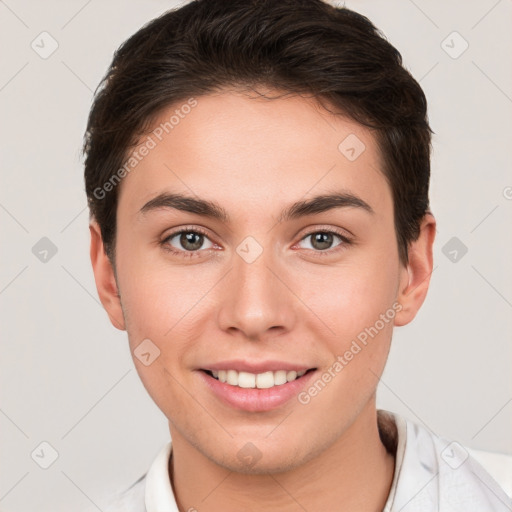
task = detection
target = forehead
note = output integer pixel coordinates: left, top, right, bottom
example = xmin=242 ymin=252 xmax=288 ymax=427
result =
xmin=117 ymin=90 xmax=391 ymax=218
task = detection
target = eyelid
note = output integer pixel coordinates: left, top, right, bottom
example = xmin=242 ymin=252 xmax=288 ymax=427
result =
xmin=296 ymin=225 xmax=354 ymax=244
xmin=162 ymin=225 xmax=212 ymax=240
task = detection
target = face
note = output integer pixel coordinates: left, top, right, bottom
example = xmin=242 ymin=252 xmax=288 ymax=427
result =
xmin=91 ymin=89 xmax=433 ymax=474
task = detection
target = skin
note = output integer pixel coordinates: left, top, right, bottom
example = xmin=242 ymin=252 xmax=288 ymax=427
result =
xmin=90 ymin=88 xmax=436 ymax=512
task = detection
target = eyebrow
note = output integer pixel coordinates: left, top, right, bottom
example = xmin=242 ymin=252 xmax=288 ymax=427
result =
xmin=138 ymin=190 xmax=374 ymax=223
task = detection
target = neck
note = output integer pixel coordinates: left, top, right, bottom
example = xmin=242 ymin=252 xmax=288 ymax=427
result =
xmin=169 ymin=400 xmax=396 ymax=512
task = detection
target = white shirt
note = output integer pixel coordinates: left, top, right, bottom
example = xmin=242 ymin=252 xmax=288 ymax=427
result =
xmin=104 ymin=410 xmax=512 ymax=511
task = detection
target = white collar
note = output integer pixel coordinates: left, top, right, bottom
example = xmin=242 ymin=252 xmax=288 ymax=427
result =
xmin=145 ymin=441 xmax=177 ymax=512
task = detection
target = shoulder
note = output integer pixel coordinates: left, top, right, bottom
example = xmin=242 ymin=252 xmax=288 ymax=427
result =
xmin=387 ymin=411 xmax=512 ymax=511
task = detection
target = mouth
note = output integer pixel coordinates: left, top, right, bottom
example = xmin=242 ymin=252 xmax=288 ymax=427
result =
xmin=200 ymin=367 xmax=317 ymax=389
xmin=197 ymin=361 xmax=319 ymax=411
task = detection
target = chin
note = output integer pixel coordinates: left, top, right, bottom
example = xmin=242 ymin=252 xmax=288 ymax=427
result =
xmin=226 ymin=452 xmax=302 ymax=475
xmin=203 ymin=436 xmax=314 ymax=476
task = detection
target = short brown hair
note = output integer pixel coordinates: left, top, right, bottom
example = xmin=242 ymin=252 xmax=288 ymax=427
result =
xmin=83 ymin=0 xmax=433 ymax=265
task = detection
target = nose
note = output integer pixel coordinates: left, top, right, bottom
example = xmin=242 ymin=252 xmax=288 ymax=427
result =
xmin=216 ymin=239 xmax=297 ymax=341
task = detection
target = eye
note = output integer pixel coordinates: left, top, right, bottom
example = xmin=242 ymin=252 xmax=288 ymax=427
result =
xmin=296 ymin=229 xmax=351 ymax=253
xmin=161 ymin=228 xmax=215 ymax=256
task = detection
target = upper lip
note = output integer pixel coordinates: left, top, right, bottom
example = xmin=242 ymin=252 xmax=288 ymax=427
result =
xmin=201 ymin=360 xmax=316 ymax=374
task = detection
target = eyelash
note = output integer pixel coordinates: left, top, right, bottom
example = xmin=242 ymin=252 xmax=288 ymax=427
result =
xmin=160 ymin=226 xmax=353 ymax=259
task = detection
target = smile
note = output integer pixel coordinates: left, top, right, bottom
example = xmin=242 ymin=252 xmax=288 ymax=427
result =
xmin=204 ymin=369 xmax=312 ymax=389
xmin=199 ymin=367 xmax=318 ymax=412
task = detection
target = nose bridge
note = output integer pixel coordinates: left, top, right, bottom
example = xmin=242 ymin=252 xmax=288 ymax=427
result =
xmin=217 ymin=235 xmax=295 ymax=339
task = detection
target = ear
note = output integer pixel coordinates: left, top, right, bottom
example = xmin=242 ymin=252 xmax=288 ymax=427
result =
xmin=89 ymin=221 xmax=126 ymax=330
xmin=394 ymin=213 xmax=436 ymax=327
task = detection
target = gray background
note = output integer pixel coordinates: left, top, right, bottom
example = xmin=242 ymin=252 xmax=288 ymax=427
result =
xmin=1 ymin=0 xmax=511 ymax=510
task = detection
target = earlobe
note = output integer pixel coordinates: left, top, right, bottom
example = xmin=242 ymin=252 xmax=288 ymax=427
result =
xmin=394 ymin=213 xmax=436 ymax=327
xmin=89 ymin=222 xmax=126 ymax=331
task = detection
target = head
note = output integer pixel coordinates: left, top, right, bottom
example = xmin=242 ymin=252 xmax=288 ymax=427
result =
xmin=85 ymin=0 xmax=435 ymax=473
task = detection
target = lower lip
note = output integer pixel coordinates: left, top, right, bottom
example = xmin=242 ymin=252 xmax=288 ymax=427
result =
xmin=197 ymin=370 xmax=317 ymax=412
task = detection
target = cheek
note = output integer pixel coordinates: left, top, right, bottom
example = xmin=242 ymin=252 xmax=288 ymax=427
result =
xmin=116 ymin=253 xmax=222 ymax=408
xmin=293 ymin=263 xmax=398 ymax=423
xmin=296 ymin=254 xmax=399 ymax=346
xmin=116 ymin=260 xmax=209 ymax=416
xmin=116 ymin=235 xmax=205 ymax=336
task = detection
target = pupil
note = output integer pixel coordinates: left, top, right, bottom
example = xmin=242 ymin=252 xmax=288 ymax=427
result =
xmin=181 ymin=232 xmax=203 ymax=251
xmin=312 ymin=232 xmax=332 ymax=250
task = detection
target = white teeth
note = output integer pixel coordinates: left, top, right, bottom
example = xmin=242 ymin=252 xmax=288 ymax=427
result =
xmin=208 ymin=368 xmax=309 ymax=388
xmin=286 ymin=370 xmax=297 ymax=382
xmin=226 ymin=369 xmax=238 ymax=386
xmin=274 ymin=370 xmax=287 ymax=385
xmin=238 ymin=371 xmax=256 ymax=388
xmin=256 ymin=371 xmax=274 ymax=389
